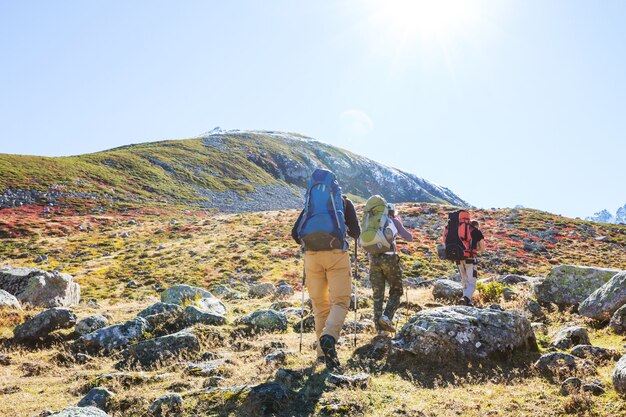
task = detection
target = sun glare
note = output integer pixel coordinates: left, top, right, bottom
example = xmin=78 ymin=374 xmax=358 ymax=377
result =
xmin=366 ymin=0 xmax=478 ymax=44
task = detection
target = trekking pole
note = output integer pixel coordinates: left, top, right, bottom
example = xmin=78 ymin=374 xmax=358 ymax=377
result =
xmin=353 ymin=241 xmax=358 ymax=347
xmin=299 ymin=250 xmax=306 ymax=353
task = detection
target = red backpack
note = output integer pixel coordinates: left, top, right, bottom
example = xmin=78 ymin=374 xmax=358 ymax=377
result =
xmin=442 ymin=210 xmax=476 ymax=261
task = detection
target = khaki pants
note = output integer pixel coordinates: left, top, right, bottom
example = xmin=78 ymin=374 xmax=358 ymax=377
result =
xmin=304 ymin=249 xmax=352 ymax=356
xmin=458 ymin=261 xmax=476 ymax=299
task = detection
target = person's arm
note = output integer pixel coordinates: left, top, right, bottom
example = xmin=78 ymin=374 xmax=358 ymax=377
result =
xmin=291 ymin=210 xmax=304 ymax=244
xmin=392 ymin=217 xmax=413 ymax=242
xmin=343 ymin=197 xmax=361 ymax=240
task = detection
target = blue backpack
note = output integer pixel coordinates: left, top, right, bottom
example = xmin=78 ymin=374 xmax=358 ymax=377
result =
xmin=297 ymin=169 xmax=347 ymax=251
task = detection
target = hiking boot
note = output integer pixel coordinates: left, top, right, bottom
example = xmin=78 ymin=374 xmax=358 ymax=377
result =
xmin=319 ymin=335 xmax=342 ymax=372
xmin=378 ymin=315 xmax=396 ymax=333
xmin=462 ymin=296 xmax=473 ymax=306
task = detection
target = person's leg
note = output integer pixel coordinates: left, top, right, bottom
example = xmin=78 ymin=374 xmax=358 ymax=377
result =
xmin=322 ymin=250 xmax=352 ymax=341
xmin=458 ymin=261 xmax=468 ymax=292
xmin=463 ymin=263 xmax=476 ymax=299
xmin=383 ymin=254 xmax=404 ymax=321
xmin=369 ymin=257 xmax=385 ymax=331
xmin=304 ymin=251 xmax=330 ymax=357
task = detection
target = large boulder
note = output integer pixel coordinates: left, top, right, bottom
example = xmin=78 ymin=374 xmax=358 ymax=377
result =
xmin=614 ymin=355 xmax=626 ymax=396
xmin=75 ymin=315 xmax=109 ymax=336
xmin=0 ymin=266 xmax=80 ymax=307
xmin=75 ymin=317 xmax=150 ymax=353
xmin=432 ymin=279 xmax=463 ymax=302
xmin=550 ymin=326 xmax=590 ymax=350
xmin=610 ymin=304 xmax=626 ymax=334
xmin=533 ymin=265 xmax=620 ymax=306
xmin=48 ymin=407 xmax=110 ymax=417
xmin=161 ymin=285 xmax=226 ymax=315
xmin=0 ymin=289 xmax=21 ymax=309
xmin=579 ymin=271 xmax=626 ymax=321
xmin=238 ymin=309 xmax=288 ymax=332
xmin=393 ymin=306 xmax=537 ymax=361
xmin=121 ymin=330 xmax=201 ymax=369
xmin=14 ymin=307 xmax=77 ymax=341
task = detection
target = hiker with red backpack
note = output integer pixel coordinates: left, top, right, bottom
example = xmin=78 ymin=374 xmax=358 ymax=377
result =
xmin=359 ymin=197 xmax=413 ymax=336
xmin=440 ymin=210 xmax=485 ymax=306
xmin=291 ymin=169 xmax=360 ymax=372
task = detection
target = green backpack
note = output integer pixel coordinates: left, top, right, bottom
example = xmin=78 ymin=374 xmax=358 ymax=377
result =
xmin=359 ymin=195 xmax=396 ymax=254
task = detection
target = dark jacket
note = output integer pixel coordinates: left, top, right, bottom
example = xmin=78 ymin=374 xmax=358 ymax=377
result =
xmin=291 ymin=196 xmax=360 ymax=245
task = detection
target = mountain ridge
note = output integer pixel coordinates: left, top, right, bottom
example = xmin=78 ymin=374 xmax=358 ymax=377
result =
xmin=586 ymin=204 xmax=626 ymax=224
xmin=0 ymin=130 xmax=468 ymax=212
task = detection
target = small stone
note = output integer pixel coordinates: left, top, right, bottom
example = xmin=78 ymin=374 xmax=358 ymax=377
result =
xmin=149 ymin=393 xmax=183 ymax=416
xmin=0 ymin=289 xmax=21 ymax=309
xmin=202 ymin=376 xmax=225 ymax=388
xmin=239 ymin=309 xmax=288 ymax=332
xmin=534 ymin=352 xmax=597 ymax=381
xmin=264 ymin=349 xmax=294 ymax=364
xmin=248 ymin=282 xmax=277 ymax=298
xmin=551 ymin=326 xmax=590 ymax=350
xmin=34 ymin=254 xmax=49 ymax=263
xmin=432 ymin=279 xmax=463 ymax=302
xmin=0 ymin=354 xmax=11 ymax=365
xmin=125 ymin=280 xmax=140 ymax=289
xmin=183 ymin=305 xmax=227 ymax=326
xmin=327 ymin=373 xmax=371 ymax=389
xmin=275 ymin=284 xmax=294 ymax=299
xmin=570 ymin=345 xmax=621 ymax=364
xmin=78 ymin=387 xmax=114 ymax=411
xmin=75 ymin=315 xmax=109 ymax=336
xmin=560 ymin=377 xmax=582 ymax=395
xmin=48 ymin=407 xmax=110 ymax=417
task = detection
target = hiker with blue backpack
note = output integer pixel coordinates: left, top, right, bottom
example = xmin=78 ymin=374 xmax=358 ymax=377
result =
xmin=359 ymin=197 xmax=413 ymax=336
xmin=291 ymin=169 xmax=360 ymax=372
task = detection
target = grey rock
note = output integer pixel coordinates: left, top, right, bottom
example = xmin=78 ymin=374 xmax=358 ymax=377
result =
xmin=0 ymin=289 xmax=21 ymax=309
xmin=239 ymin=309 xmax=288 ymax=332
xmin=582 ymin=381 xmax=606 ymax=396
xmin=343 ymin=319 xmax=375 ymax=333
xmin=75 ymin=315 xmax=109 ymax=336
xmin=149 ymin=393 xmax=183 ymax=416
xmin=125 ymin=280 xmax=140 ymax=289
xmin=265 ymin=349 xmax=294 ymax=364
xmin=182 ymin=359 xmax=230 ymax=377
xmin=579 ymin=271 xmax=626 ymax=321
xmin=183 ymin=305 xmax=226 ymax=326
xmin=610 ymin=304 xmax=626 ymax=334
xmin=48 ymin=407 xmax=110 ymax=417
xmin=78 ymin=387 xmax=114 ymax=411
xmin=560 ymin=377 xmax=582 ymax=395
xmin=161 ymin=284 xmax=226 ymax=315
xmin=570 ymin=345 xmax=621 ymax=363
xmin=122 ymin=330 xmax=200 ymax=369
xmin=613 ymin=355 xmax=626 ymax=396
xmin=327 ymin=373 xmax=371 ymax=389
xmin=137 ymin=302 xmax=185 ymax=335
xmin=534 ymin=265 xmax=621 ymax=306
xmin=524 ymin=298 xmax=545 ymax=321
xmin=35 ymin=254 xmax=49 ymax=263
xmin=534 ymin=352 xmax=597 ymax=381
xmin=0 ymin=267 xmax=80 ymax=308
xmin=275 ymin=368 xmax=306 ymax=390
xmin=14 ymin=307 xmax=77 ymax=341
xmin=203 ymin=376 xmax=226 ymax=388
xmin=394 ymin=306 xmax=537 ymax=361
xmin=249 ymin=282 xmax=276 ymax=298
xmin=241 ymin=382 xmax=292 ymax=416
xmin=497 ymin=274 xmax=531 ymax=285
xmin=432 ymin=279 xmax=463 ymax=302
xmin=211 ymin=285 xmax=233 ymax=297
xmin=551 ymin=326 xmax=590 ymax=350
xmin=0 ymin=354 xmax=11 ymax=365
xmin=292 ymin=315 xmax=315 ymax=333
xmin=76 ymin=317 xmax=150 ymax=353
xmin=275 ymin=284 xmax=294 ymax=298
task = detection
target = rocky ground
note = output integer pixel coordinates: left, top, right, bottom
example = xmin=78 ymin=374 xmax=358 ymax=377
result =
xmin=1 ymin=204 xmax=626 ymax=416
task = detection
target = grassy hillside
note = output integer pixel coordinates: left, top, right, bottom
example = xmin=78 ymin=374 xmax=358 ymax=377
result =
xmin=0 ymin=131 xmax=468 ymax=212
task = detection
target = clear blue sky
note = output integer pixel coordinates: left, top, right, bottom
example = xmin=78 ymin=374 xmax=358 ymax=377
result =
xmin=1 ymin=1 xmax=624 ymax=219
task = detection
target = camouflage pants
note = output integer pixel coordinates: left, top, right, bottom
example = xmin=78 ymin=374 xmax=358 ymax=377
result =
xmin=369 ymin=253 xmax=403 ymax=330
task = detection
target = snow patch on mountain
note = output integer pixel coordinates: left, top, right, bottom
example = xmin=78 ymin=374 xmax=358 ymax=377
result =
xmin=586 ymin=205 xmax=626 ymax=224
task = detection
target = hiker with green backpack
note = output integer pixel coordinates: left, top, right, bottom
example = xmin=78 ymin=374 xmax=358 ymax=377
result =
xmin=291 ymin=169 xmax=360 ymax=372
xmin=359 ymin=196 xmax=413 ymax=336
